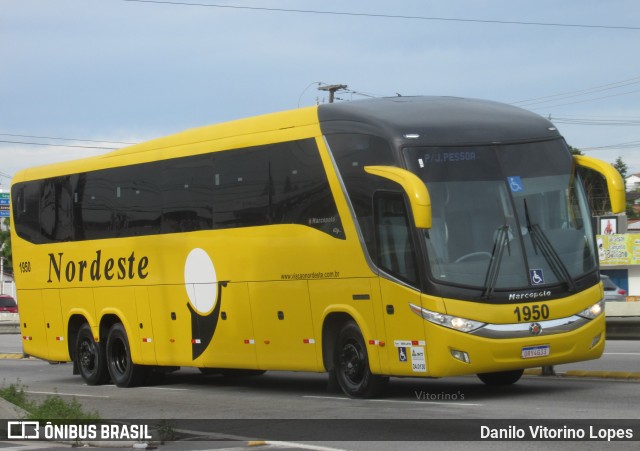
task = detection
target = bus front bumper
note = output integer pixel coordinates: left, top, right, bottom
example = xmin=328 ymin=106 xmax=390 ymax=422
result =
xmin=421 ymin=313 xmax=605 ymax=378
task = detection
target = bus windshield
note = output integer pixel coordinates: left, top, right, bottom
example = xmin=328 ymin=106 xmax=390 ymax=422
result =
xmin=404 ymin=139 xmax=597 ymax=294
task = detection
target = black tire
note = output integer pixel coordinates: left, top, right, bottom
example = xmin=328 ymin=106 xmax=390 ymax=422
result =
xmin=105 ymin=323 xmax=148 ymax=387
xmin=477 ymin=369 xmax=524 ymax=386
xmin=75 ymin=323 xmax=109 ymax=385
xmin=334 ymin=321 xmax=388 ymax=398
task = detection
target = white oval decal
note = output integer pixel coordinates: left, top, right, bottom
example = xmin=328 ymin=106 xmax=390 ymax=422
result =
xmin=184 ymin=248 xmax=218 ymax=315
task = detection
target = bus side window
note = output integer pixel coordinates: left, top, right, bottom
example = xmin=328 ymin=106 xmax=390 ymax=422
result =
xmin=212 ymin=148 xmax=270 ymax=229
xmin=39 ymin=176 xmax=75 ymax=242
xmin=113 ymin=165 xmax=162 ymax=237
xmin=78 ymin=170 xmax=116 ymax=240
xmin=12 ymin=182 xmax=42 ymax=243
xmin=374 ymin=192 xmax=419 ymax=285
xmin=162 ymin=155 xmax=213 ymax=233
xmin=326 ymin=133 xmax=397 ymax=256
xmin=269 ymin=139 xmax=344 ymax=238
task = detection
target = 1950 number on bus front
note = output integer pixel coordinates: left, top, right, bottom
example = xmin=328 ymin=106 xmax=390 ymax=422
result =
xmin=513 ymin=304 xmax=549 ymax=322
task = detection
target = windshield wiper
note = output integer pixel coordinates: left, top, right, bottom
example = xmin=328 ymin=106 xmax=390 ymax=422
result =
xmin=481 ymin=224 xmax=511 ymax=299
xmin=524 ymin=199 xmax=576 ymax=292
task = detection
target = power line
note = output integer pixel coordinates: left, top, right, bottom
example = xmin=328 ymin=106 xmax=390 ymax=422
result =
xmin=0 ymin=133 xmax=136 ymax=146
xmin=528 ymin=88 xmax=640 ymax=110
xmin=512 ymin=76 xmax=640 ymax=107
xmin=551 ymin=116 xmax=640 ymax=126
xmin=0 ymin=140 xmax=120 ymax=150
xmin=122 ymin=1 xmax=640 ymax=31
xmin=581 ymin=141 xmax=640 ymax=151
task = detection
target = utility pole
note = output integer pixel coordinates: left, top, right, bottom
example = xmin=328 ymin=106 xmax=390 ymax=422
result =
xmin=318 ymin=84 xmax=348 ymax=103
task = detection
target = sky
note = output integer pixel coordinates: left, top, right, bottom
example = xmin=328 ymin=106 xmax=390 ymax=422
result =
xmin=2 ymin=0 xmax=640 ymax=190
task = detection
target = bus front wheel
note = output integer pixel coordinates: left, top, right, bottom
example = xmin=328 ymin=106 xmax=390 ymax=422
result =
xmin=477 ymin=369 xmax=524 ymax=386
xmin=75 ymin=323 xmax=109 ymax=385
xmin=334 ymin=321 xmax=387 ymax=398
xmin=105 ymin=323 xmax=148 ymax=387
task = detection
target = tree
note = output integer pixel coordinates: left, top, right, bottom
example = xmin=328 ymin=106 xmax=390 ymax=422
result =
xmin=569 ymin=145 xmax=583 ymax=156
xmin=0 ymin=218 xmax=11 ymax=274
xmin=612 ymin=156 xmax=628 ymax=181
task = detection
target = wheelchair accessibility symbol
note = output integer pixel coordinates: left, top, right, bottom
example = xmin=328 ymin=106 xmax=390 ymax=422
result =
xmin=507 ymin=176 xmax=524 ymax=192
xmin=530 ymin=269 xmax=545 ymax=285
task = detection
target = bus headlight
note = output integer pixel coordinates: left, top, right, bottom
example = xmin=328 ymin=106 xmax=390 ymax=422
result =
xmin=577 ymin=300 xmax=605 ymax=319
xmin=409 ymin=303 xmax=485 ymax=333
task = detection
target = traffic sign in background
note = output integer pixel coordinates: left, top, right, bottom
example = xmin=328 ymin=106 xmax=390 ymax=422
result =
xmin=0 ymin=193 xmax=10 ymax=217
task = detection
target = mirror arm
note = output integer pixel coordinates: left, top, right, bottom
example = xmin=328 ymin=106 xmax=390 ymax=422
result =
xmin=574 ymin=155 xmax=626 ymax=214
xmin=364 ymin=165 xmax=432 ymax=229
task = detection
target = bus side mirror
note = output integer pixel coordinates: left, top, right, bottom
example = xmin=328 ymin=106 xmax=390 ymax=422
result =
xmin=364 ymin=165 xmax=432 ymax=229
xmin=574 ymin=155 xmax=626 ymax=214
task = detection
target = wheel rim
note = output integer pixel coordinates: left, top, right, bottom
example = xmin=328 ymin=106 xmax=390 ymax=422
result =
xmin=110 ymin=338 xmax=129 ymax=377
xmin=78 ymin=338 xmax=97 ymax=375
xmin=340 ymin=339 xmax=365 ymax=386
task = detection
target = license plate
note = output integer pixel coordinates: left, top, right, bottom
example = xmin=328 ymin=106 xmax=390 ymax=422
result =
xmin=521 ymin=345 xmax=550 ymax=359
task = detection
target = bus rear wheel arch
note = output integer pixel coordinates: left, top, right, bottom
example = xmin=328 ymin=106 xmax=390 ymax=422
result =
xmin=105 ymin=322 xmax=148 ymax=387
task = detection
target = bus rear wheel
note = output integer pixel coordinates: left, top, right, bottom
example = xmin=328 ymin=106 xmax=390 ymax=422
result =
xmin=334 ymin=321 xmax=387 ymax=398
xmin=75 ymin=323 xmax=109 ymax=385
xmin=477 ymin=369 xmax=524 ymax=386
xmin=105 ymin=323 xmax=148 ymax=387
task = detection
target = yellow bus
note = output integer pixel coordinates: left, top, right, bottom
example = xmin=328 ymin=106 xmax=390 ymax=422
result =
xmin=10 ymin=96 xmax=624 ymax=398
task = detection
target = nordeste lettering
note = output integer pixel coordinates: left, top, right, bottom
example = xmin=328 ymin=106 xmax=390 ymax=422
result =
xmin=47 ymin=250 xmax=149 ymax=283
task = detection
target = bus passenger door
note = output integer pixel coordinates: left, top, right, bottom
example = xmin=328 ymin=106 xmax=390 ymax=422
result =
xmin=374 ymin=192 xmax=429 ymax=376
xmin=378 ymin=279 xmax=425 ymax=376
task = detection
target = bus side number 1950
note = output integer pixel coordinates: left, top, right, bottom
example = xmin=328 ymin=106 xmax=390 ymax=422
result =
xmin=19 ymin=261 xmax=31 ymax=273
xmin=514 ymin=304 xmax=549 ymax=322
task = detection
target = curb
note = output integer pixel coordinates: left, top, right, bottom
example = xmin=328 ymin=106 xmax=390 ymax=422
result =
xmin=524 ymin=368 xmax=640 ymax=380
xmin=605 ymin=316 xmax=640 ymax=340
xmin=562 ymin=370 xmax=640 ymax=380
xmin=0 ymin=396 xmax=29 ymax=419
xmin=0 ymin=321 xmax=20 ymax=335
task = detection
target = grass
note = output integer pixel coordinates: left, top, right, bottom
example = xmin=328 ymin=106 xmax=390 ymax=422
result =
xmin=0 ymin=380 xmax=100 ymax=420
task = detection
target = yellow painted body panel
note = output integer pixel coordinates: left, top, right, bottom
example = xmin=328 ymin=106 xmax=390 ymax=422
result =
xmin=308 ymin=277 xmax=382 ymax=372
xmin=40 ymin=289 xmax=66 ymax=361
xmin=377 ymin=278 xmax=426 ymax=376
xmin=250 ymin=280 xmax=318 ymax=370
xmin=17 ymin=291 xmax=48 ymax=359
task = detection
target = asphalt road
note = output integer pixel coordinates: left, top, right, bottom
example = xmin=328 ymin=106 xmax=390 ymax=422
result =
xmin=1 ymin=335 xmax=639 ymax=450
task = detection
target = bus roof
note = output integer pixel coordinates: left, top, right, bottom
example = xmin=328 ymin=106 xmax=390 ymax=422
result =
xmin=12 ymin=105 xmax=320 ymax=182
xmin=318 ymin=96 xmax=561 ymax=147
xmin=13 ymin=96 xmax=561 ymax=183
